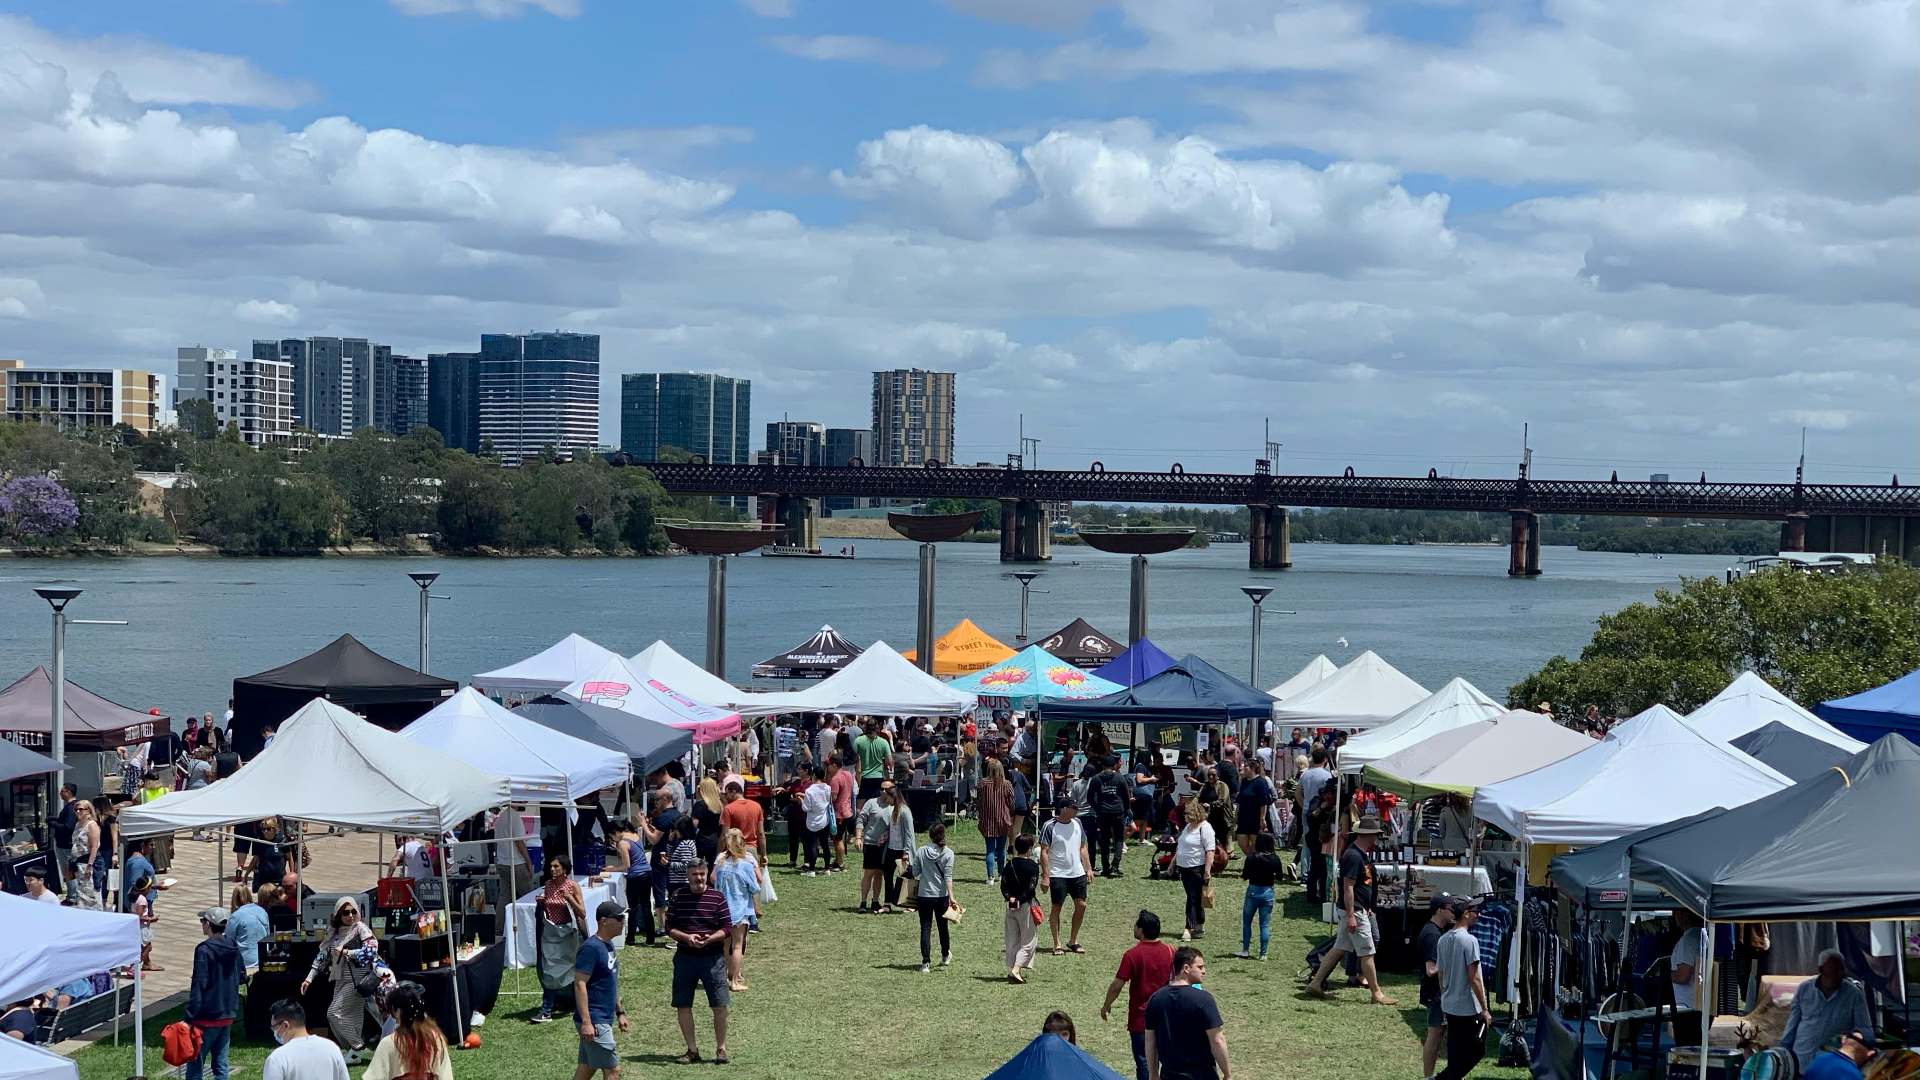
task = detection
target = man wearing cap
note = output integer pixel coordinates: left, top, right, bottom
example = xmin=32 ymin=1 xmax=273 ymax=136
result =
xmin=1418 ymin=896 xmax=1460 ymax=1079
xmin=574 ymin=899 xmax=630 ymax=1080
xmin=185 ymin=907 xmax=241 ymax=1080
xmin=1780 ymin=950 xmax=1874 ymax=1070
xmin=1039 ymin=797 xmax=1093 ymax=956
xmin=1801 ymin=1030 xmax=1876 ymax=1080
xmin=1304 ymin=814 xmax=1395 ymax=1005
xmin=1436 ymin=899 xmax=1492 ymax=1080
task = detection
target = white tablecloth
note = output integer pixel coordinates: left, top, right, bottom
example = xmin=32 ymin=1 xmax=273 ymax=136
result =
xmin=504 ymin=876 xmax=624 ymax=969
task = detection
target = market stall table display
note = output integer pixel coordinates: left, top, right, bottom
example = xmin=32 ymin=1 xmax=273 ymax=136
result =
xmin=504 ymin=875 xmax=626 ymax=968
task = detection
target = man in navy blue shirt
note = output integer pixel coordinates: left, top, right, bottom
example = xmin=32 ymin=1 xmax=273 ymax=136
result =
xmin=574 ymin=900 xmax=629 ymax=1080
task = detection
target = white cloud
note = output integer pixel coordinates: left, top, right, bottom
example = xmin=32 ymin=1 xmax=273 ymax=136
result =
xmin=833 ymin=126 xmax=1023 ymax=236
xmin=766 ymin=35 xmax=944 ymax=70
xmin=740 ymin=0 xmax=796 ymax=16
xmin=0 ymin=277 xmax=43 ymax=318
xmin=566 ymin=126 xmax=754 ymax=164
xmin=0 ymin=14 xmax=308 ymax=108
xmin=943 ymin=0 xmax=1111 ymax=32
xmin=390 ymin=0 xmax=581 ymax=17
xmin=233 ymin=299 xmax=299 ymax=325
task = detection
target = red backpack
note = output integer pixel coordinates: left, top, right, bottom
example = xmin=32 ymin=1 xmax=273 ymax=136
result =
xmin=161 ymin=1020 xmax=201 ymax=1066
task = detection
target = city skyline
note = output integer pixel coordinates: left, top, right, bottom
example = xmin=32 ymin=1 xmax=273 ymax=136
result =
xmin=0 ymin=5 xmax=1911 ymax=483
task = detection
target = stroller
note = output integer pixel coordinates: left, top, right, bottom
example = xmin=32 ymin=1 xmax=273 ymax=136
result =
xmin=1146 ymin=831 xmax=1180 ymax=880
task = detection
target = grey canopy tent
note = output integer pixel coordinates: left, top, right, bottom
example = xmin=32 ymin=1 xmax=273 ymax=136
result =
xmin=1547 ymin=809 xmax=1721 ymax=911
xmin=1730 ymin=721 xmax=1853 ymax=783
xmin=512 ymin=695 xmax=693 ymax=777
xmin=0 ymin=739 xmax=63 ymax=784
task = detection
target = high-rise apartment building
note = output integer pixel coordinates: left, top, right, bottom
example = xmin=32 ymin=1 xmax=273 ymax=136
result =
xmin=765 ymin=420 xmax=825 ymax=465
xmin=175 ymin=346 xmax=294 ymax=446
xmin=0 ymin=361 xmax=164 ymax=434
xmin=255 ymin=336 xmax=411 ymax=437
xmin=478 ymin=332 xmax=601 ymax=465
xmin=373 ymin=352 xmax=428 ymax=436
xmin=619 ymin=373 xmax=751 ymax=465
xmin=822 ymin=426 xmax=872 ymax=513
xmin=871 ymin=369 xmax=955 ymax=468
xmin=427 ymin=352 xmax=482 ymax=453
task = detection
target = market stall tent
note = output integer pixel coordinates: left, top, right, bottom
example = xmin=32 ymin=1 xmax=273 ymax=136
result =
xmin=1473 ymin=704 xmax=1791 ymax=846
xmin=1037 ymin=654 xmax=1275 ymax=727
xmin=901 ymin=618 xmax=1017 ymax=676
xmin=0 ymin=889 xmax=140 ymax=1006
xmin=1087 ymin=638 xmax=1178 ymax=687
xmin=563 ymin=657 xmax=744 ymax=745
xmin=1730 ymin=721 xmax=1853 ymax=782
xmin=626 ymin=641 xmax=745 ymax=708
xmin=1626 ymin=734 xmax=1920 ymax=921
xmin=982 ymin=1034 xmax=1126 ymax=1080
xmin=230 ymin=634 xmax=456 ymax=757
xmin=121 ymin=697 xmax=510 ymax=837
xmin=0 ymin=1035 xmax=78 ymax=1080
xmin=1546 ymin=808 xmax=1718 ymax=911
xmin=1337 ymin=677 xmax=1503 ymax=774
xmin=471 ymin=633 xmax=623 ymax=697
xmin=1270 ymin=650 xmax=1430 ymax=731
xmin=752 ymin=625 xmax=864 ymax=681
xmin=0 ymin=667 xmax=169 ymax=752
xmin=733 ymin=641 xmax=977 ymax=717
xmin=1813 ymin=668 xmax=1920 ymax=745
xmin=1032 ymin=618 xmax=1126 ymax=670
xmin=401 ymin=687 xmax=629 ymax=803
xmin=1685 ymin=671 xmax=1864 ymax=753
xmin=1361 ymin=709 xmax=1591 ymax=799
xmin=0 ymin=737 xmax=63 ymax=783
xmin=945 ymin=645 xmax=1125 ymax=706
xmin=1268 ymin=654 xmax=1338 ymax=700
xmin=512 ymin=695 xmax=694 ymax=776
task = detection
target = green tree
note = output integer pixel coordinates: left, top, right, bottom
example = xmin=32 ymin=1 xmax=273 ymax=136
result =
xmin=1510 ymin=562 xmax=1920 ymax=718
xmin=177 ymin=399 xmax=219 ymax=440
xmin=0 ymin=422 xmax=140 ymax=544
xmin=181 ymin=441 xmax=340 ymax=554
xmin=436 ymin=452 xmax=512 ymax=550
xmin=299 ymin=430 xmax=438 ymax=545
xmin=611 ymin=465 xmax=670 ymax=553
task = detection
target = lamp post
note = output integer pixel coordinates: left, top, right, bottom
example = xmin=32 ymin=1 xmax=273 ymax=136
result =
xmin=33 ymin=587 xmax=79 ymax=830
xmin=1012 ymin=571 xmax=1039 ymax=644
xmin=408 ymin=572 xmax=441 ymax=673
xmin=1241 ymin=586 xmax=1275 ymax=688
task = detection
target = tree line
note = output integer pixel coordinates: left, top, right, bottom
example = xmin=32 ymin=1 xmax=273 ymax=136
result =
xmin=0 ymin=419 xmax=697 ymax=556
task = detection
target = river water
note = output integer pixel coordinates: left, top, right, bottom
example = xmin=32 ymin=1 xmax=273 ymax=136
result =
xmin=0 ymin=541 xmax=1733 ymax=718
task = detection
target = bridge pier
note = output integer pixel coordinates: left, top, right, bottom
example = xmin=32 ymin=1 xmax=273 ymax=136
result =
xmin=1246 ymin=506 xmax=1291 ymax=569
xmin=1781 ymin=514 xmax=1808 ymax=553
xmin=762 ymin=494 xmax=817 ymax=551
xmin=1508 ymin=511 xmax=1541 ymax=577
xmin=999 ymin=499 xmax=1051 ymax=562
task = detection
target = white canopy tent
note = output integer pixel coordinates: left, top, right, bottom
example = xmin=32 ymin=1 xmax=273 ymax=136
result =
xmin=1337 ymin=677 xmax=1503 ymax=774
xmin=1270 ymin=650 xmax=1430 ymax=731
xmin=562 ymin=656 xmax=744 ymax=745
xmin=731 ymin=641 xmax=977 ymax=717
xmin=0 ymin=1037 xmax=78 ymax=1080
xmin=1361 ymin=709 xmax=1593 ymax=798
xmin=1685 ymin=670 xmax=1866 ymax=753
xmin=471 ymin=633 xmax=623 ymax=697
xmin=0 ymin=892 xmax=140 ymax=1077
xmin=121 ymin=697 xmax=511 ymax=837
xmin=1267 ymin=654 xmax=1337 ymax=701
xmin=401 ymin=687 xmax=630 ymax=803
xmin=627 ymin=641 xmax=745 ymax=707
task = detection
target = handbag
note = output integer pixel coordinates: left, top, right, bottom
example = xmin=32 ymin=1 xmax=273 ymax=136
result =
xmin=1029 ymin=903 xmax=1044 ymax=926
xmin=1201 ymin=881 xmax=1215 ymax=910
xmin=161 ymin=1020 xmax=201 ymax=1067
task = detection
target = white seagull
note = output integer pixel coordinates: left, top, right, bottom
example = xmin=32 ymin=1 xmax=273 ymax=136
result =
xmin=1335 ymin=636 xmax=1349 ymax=648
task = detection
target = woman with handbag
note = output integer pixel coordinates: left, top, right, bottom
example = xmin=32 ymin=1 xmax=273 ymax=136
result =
xmin=300 ymin=896 xmax=379 ymax=1063
xmin=530 ymin=855 xmax=585 ymax=1025
xmin=1173 ymin=799 xmax=1216 ymax=942
xmin=999 ymin=833 xmax=1042 ymax=984
xmin=67 ymin=801 xmax=101 ymax=909
xmin=910 ymin=823 xmax=956 ymax=974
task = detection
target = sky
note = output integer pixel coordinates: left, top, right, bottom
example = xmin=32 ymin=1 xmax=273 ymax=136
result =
xmin=0 ymin=0 xmax=1914 ymax=481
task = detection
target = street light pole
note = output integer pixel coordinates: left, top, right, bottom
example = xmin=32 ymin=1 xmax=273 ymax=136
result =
xmin=34 ymin=588 xmax=79 ymax=830
xmin=1241 ymin=586 xmax=1275 ymax=689
xmin=1013 ymin=572 xmax=1039 ymax=644
xmin=408 ymin=572 xmax=441 ymax=673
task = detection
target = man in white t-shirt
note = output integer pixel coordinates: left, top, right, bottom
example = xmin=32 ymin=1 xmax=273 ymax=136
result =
xmin=1669 ymin=908 xmax=1708 ymax=1047
xmin=391 ymin=835 xmax=435 ymax=881
xmin=493 ymin=805 xmax=533 ymax=897
xmin=1038 ymin=798 xmax=1092 ymax=956
xmin=263 ymin=999 xmax=348 ymax=1080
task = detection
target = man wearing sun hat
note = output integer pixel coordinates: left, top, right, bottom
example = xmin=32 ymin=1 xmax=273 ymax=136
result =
xmin=1304 ymin=814 xmax=1396 ymax=1006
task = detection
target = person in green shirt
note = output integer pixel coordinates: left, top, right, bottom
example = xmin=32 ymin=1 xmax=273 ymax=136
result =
xmin=854 ymin=719 xmax=892 ymax=802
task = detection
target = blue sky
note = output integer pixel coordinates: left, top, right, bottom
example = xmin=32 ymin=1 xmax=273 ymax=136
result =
xmin=0 ymin=1 xmax=1913 ymax=478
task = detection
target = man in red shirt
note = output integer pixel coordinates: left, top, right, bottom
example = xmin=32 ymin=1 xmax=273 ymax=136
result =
xmin=826 ymin=757 xmax=856 ymax=873
xmin=719 ymin=781 xmax=767 ymax=870
xmin=1100 ymin=909 xmax=1175 ymax=1080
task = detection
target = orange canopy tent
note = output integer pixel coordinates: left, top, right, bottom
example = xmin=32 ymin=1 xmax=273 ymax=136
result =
xmin=902 ymin=618 xmax=1016 ymax=677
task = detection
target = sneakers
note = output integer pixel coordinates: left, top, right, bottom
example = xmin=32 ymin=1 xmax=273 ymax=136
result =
xmin=918 ymin=963 xmax=931 ymax=974
xmin=531 ymin=1011 xmax=553 ymax=1024
xmin=1180 ymin=929 xmax=1193 ymax=943
xmin=343 ymin=1048 xmax=366 ymax=1065
xmin=1233 ymin=951 xmax=1250 ymax=959
xmin=940 ymin=954 xmax=952 ymax=967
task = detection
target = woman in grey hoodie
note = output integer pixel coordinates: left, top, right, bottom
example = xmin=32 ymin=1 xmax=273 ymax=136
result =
xmin=910 ymin=823 xmax=957 ymax=973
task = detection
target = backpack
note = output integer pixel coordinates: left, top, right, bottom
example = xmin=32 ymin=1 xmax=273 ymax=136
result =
xmin=162 ymin=1020 xmax=202 ymax=1066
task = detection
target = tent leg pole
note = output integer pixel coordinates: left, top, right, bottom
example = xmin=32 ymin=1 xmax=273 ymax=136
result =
xmin=1512 ymin=841 xmax=1527 ymax=1008
xmin=217 ymin=837 xmax=224 ymax=906
xmin=1698 ymin=922 xmax=1715 ymax=1078
xmin=133 ymin=949 xmax=145 ymax=1078
xmin=442 ymin=856 xmax=464 ymax=1039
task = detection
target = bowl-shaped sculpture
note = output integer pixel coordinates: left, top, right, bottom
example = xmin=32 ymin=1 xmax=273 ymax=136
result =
xmin=1076 ymin=526 xmax=1197 ymax=555
xmin=664 ymin=521 xmax=779 ymax=555
xmin=887 ymin=510 xmax=984 ymax=542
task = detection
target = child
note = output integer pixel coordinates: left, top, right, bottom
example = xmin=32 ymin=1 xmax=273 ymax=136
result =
xmin=130 ymin=873 xmax=159 ymax=970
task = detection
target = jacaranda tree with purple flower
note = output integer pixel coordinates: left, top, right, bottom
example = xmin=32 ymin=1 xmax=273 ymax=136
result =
xmin=0 ymin=474 xmax=80 ymax=541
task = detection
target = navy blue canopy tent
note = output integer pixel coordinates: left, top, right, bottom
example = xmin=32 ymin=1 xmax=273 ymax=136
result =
xmin=1814 ymin=668 xmax=1919 ymax=745
xmin=981 ymin=1034 xmax=1125 ymax=1080
xmin=1088 ymin=638 xmax=1178 ymax=688
xmin=1730 ymin=721 xmax=1853 ymax=782
xmin=513 ymin=695 xmax=693 ymax=777
xmin=1547 ymin=808 xmax=1721 ymax=911
xmin=1040 ymin=654 xmax=1275 ymax=727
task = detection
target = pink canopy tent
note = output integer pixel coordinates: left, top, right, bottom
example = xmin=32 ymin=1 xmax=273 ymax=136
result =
xmin=562 ymin=658 xmax=743 ymax=745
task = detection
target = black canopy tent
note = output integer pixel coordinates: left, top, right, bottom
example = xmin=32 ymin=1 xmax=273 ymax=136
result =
xmin=230 ymin=634 xmax=455 ymax=758
xmin=1032 ymin=618 xmax=1126 ymax=671
xmin=1730 ymin=721 xmax=1853 ymax=782
xmin=751 ymin=625 xmax=864 ymax=681
xmin=512 ymin=695 xmax=694 ymax=779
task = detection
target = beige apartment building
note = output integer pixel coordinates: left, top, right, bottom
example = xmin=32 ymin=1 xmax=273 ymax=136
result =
xmin=0 ymin=359 xmax=164 ymax=434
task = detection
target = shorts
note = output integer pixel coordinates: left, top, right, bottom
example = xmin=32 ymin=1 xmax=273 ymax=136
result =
xmin=670 ymin=950 xmax=731 ymax=1009
xmin=862 ymin=844 xmax=886 ymax=871
xmin=578 ymin=1023 xmax=617 ymax=1069
xmin=858 ymin=777 xmax=883 ymax=801
xmin=1426 ymin=1000 xmax=1444 ymax=1028
xmin=836 ymin=815 xmax=854 ymax=838
xmin=1049 ymin=875 xmax=1089 ymax=906
xmin=1334 ymin=908 xmax=1377 ymax=957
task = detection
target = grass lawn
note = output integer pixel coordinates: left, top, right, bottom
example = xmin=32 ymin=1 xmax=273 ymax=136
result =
xmin=77 ymin=823 xmax=1530 ymax=1079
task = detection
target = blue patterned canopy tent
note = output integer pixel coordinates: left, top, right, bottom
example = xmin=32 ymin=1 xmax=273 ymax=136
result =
xmin=946 ymin=645 xmax=1124 ymax=706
